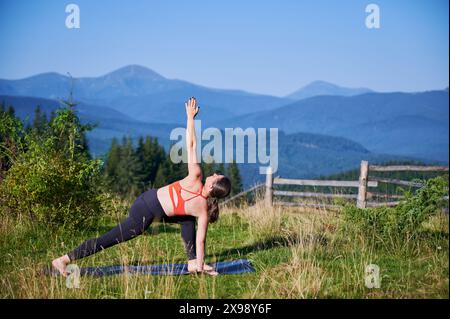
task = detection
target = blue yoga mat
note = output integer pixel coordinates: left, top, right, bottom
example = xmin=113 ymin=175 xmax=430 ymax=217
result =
xmin=49 ymin=259 xmax=255 ymax=277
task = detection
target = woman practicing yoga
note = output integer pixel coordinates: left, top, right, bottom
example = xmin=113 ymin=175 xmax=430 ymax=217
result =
xmin=52 ymin=97 xmax=231 ymax=276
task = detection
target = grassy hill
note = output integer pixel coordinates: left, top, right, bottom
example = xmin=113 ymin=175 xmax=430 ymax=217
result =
xmin=1 ymin=198 xmax=447 ymax=298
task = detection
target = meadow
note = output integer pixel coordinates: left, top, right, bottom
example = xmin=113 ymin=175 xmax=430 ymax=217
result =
xmin=1 ymin=194 xmax=448 ymax=299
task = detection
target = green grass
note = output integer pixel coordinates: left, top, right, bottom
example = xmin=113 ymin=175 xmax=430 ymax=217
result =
xmin=0 ymin=199 xmax=448 ymax=299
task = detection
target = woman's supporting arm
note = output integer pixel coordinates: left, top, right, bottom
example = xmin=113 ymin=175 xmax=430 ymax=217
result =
xmin=195 ymin=213 xmax=208 ymax=271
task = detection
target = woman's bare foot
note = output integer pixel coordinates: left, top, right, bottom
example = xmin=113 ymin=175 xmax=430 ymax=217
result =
xmin=52 ymin=255 xmax=70 ymax=277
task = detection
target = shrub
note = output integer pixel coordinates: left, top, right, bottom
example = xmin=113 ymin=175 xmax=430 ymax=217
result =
xmin=0 ymin=105 xmax=25 ymax=179
xmin=0 ymin=107 xmax=105 ymax=229
xmin=342 ymin=175 xmax=448 ymax=241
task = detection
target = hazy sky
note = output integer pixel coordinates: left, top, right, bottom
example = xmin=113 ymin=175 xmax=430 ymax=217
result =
xmin=0 ymin=0 xmax=448 ymax=96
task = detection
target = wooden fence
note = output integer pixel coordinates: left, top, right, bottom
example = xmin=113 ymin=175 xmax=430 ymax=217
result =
xmin=221 ymin=162 xmax=449 ymax=210
xmin=265 ymin=161 xmax=449 ymax=209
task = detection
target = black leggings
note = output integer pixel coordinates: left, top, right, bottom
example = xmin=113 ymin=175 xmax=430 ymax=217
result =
xmin=67 ymin=189 xmax=196 ymax=261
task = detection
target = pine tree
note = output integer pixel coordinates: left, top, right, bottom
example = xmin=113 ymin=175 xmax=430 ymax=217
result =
xmin=201 ymin=154 xmax=227 ymax=180
xmin=153 ymin=156 xmax=188 ymax=188
xmin=170 ymin=161 xmax=188 ymax=183
xmin=116 ymin=136 xmax=142 ymax=197
xmin=103 ymin=137 xmax=121 ymax=192
xmin=32 ymin=105 xmax=48 ymax=135
xmin=7 ymin=105 xmax=15 ymax=116
xmin=227 ymin=161 xmax=243 ymax=196
xmin=216 ymin=162 xmax=225 ymax=175
xmin=201 ymin=156 xmax=216 ymax=179
xmin=153 ymin=158 xmax=171 ymax=188
xmin=49 ymin=110 xmax=56 ymax=124
xmin=152 ymin=137 xmax=166 ymax=177
xmin=50 ymin=93 xmax=93 ymax=161
xmin=135 ymin=136 xmax=147 ymax=189
xmin=136 ymin=136 xmax=166 ymax=190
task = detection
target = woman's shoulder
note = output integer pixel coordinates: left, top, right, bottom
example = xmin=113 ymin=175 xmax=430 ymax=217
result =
xmin=179 ymin=176 xmax=203 ymax=189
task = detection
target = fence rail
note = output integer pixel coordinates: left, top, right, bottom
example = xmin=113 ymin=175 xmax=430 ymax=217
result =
xmin=274 ymin=190 xmax=358 ymax=199
xmin=273 ymin=178 xmax=378 ymax=188
xmin=369 ymin=177 xmax=424 ymax=188
xmin=264 ymin=161 xmax=449 ymax=209
xmin=367 ymin=192 xmax=404 ymax=200
xmin=273 ymin=201 xmax=342 ymax=210
xmin=369 ymin=165 xmax=449 ymax=172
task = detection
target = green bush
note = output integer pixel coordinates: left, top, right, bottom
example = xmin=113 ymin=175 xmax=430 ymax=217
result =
xmin=0 ymin=105 xmax=25 ymax=178
xmin=342 ymin=175 xmax=448 ymax=241
xmin=0 ymin=107 xmax=105 ymax=229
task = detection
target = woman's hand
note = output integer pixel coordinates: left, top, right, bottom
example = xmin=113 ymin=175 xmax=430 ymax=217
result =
xmin=203 ymin=269 xmax=219 ymax=276
xmin=203 ymin=265 xmax=219 ymax=276
xmin=203 ymin=264 xmax=214 ymax=272
xmin=188 ymin=261 xmax=218 ymax=276
xmin=185 ymin=97 xmax=199 ymax=119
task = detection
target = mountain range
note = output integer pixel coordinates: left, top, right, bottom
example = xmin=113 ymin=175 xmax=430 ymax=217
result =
xmin=1 ymin=65 xmax=448 ymax=185
xmin=214 ymin=90 xmax=449 ymax=162
xmin=0 ymin=65 xmax=291 ymax=125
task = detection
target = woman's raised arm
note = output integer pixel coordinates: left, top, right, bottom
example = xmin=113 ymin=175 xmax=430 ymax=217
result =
xmin=185 ymin=97 xmax=202 ymax=180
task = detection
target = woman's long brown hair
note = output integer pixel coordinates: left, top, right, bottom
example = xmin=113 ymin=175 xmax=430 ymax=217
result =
xmin=207 ymin=176 xmax=231 ymax=223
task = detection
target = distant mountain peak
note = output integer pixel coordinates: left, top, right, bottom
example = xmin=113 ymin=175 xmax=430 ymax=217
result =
xmin=286 ymin=81 xmax=373 ymax=100
xmin=102 ymin=65 xmax=166 ymax=81
xmin=21 ymin=71 xmax=69 ymax=81
xmin=307 ymin=80 xmax=339 ymax=87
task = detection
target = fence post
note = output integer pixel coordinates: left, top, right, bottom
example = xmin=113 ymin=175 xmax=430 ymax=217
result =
xmin=357 ymin=160 xmax=369 ymax=208
xmin=265 ymin=166 xmax=273 ymax=207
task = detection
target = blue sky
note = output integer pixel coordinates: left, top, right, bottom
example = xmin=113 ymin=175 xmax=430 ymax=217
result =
xmin=0 ymin=0 xmax=448 ymax=96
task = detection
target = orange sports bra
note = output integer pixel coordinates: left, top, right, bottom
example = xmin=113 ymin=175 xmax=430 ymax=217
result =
xmin=168 ymin=181 xmax=208 ymax=216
